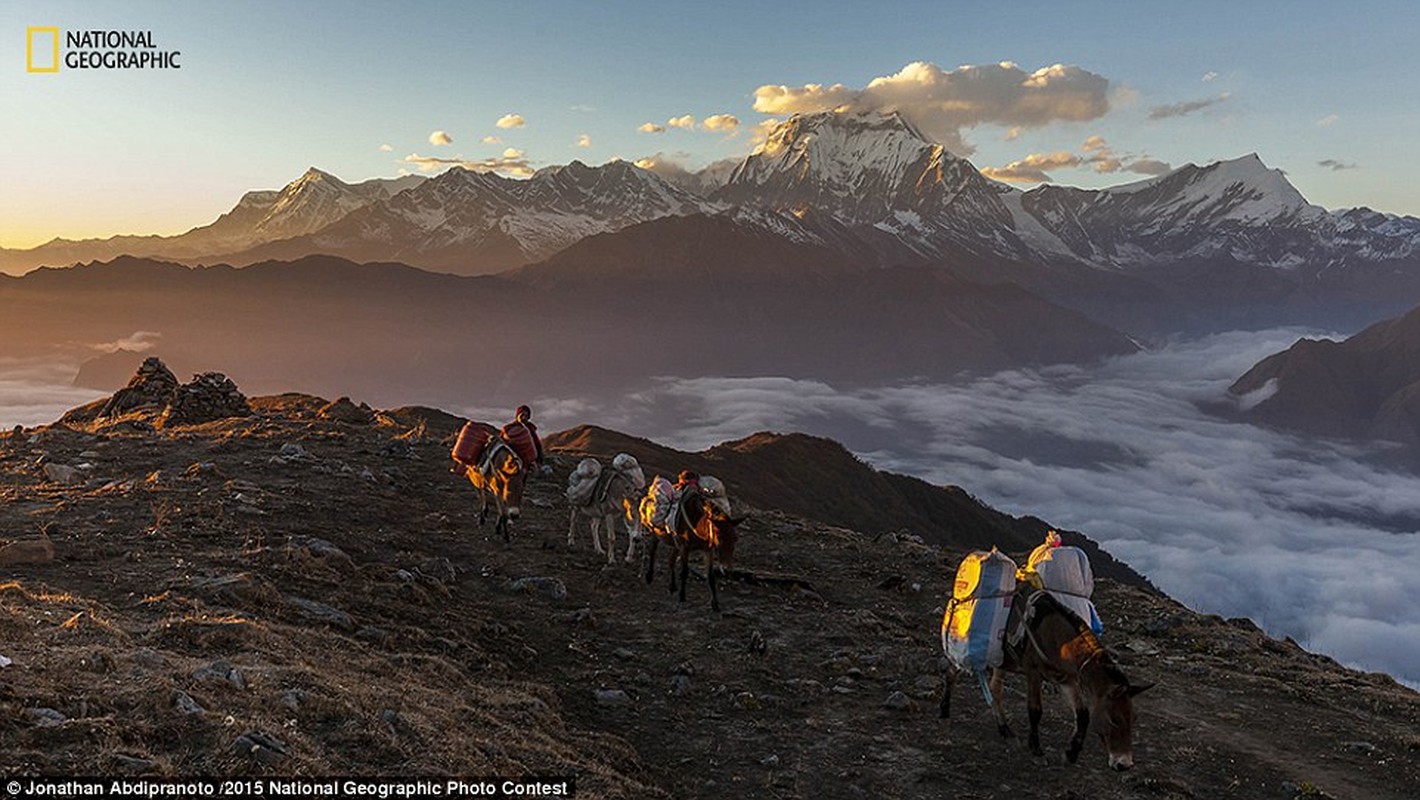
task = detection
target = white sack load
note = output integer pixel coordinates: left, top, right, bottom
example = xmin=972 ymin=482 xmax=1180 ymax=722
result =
xmin=611 ymin=453 xmax=646 ymax=490
xmin=943 ymin=548 xmax=1018 ymax=675
xmin=639 ymin=475 xmax=677 ymax=530
xmin=1026 ymin=535 xmax=1103 ymax=634
xmin=566 ymin=458 xmax=602 ymax=505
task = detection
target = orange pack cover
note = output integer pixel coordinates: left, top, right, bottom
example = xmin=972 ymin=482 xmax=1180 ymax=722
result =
xmin=500 ymin=421 xmax=538 ymax=465
xmin=452 ymin=421 xmax=498 ymax=466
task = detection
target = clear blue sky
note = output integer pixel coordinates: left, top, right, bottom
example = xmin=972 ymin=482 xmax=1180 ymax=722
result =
xmin=3 ymin=0 xmax=1418 ymax=247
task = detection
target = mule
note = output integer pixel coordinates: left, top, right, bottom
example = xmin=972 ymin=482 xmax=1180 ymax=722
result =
xmin=643 ymin=490 xmax=742 ymax=612
xmin=941 ymin=589 xmax=1151 ymax=770
xmin=464 ymin=440 xmax=527 ymax=542
xmin=568 ymin=462 xmax=645 ymax=564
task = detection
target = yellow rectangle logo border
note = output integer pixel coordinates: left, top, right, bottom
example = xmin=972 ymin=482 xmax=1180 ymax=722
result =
xmin=27 ymin=26 xmax=60 ymax=73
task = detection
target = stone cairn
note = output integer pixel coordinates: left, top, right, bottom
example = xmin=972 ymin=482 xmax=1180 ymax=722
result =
xmin=89 ymin=357 xmax=252 ymax=428
xmin=158 ymin=372 xmax=253 ymax=428
xmin=98 ymin=356 xmax=179 ymax=418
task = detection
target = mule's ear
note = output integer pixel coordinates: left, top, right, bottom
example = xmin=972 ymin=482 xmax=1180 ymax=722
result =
xmin=1127 ymin=682 xmax=1154 ymax=697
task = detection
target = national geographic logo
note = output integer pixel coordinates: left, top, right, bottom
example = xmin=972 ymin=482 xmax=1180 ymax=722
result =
xmin=26 ymin=27 xmax=182 ymax=72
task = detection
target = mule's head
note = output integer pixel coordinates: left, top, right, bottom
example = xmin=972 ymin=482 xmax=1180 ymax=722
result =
xmin=622 ymin=497 xmax=644 ymax=542
xmin=1090 ymin=664 xmax=1152 ymax=770
xmin=704 ymin=506 xmax=745 ymax=567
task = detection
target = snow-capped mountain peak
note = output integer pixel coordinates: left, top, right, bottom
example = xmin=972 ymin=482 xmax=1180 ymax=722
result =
xmin=716 ymin=110 xmax=1021 ymax=258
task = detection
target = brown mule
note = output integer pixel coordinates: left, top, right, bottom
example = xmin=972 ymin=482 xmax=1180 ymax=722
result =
xmin=942 ymin=590 xmax=1152 ymax=770
xmin=465 ymin=441 xmax=526 ymax=542
xmin=644 ymin=491 xmax=743 ymax=612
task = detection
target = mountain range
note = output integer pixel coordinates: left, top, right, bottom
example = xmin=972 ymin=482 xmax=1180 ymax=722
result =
xmin=8 ymin=111 xmax=1420 ymax=334
xmin=0 ymin=252 xmax=1135 ymax=409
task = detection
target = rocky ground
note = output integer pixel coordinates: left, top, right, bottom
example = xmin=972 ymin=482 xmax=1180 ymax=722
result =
xmin=0 ymin=393 xmax=1417 ymax=799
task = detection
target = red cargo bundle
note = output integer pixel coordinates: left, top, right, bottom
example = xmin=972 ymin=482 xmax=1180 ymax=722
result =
xmin=452 ymin=421 xmax=498 ymax=467
xmin=500 ymin=421 xmax=538 ymax=465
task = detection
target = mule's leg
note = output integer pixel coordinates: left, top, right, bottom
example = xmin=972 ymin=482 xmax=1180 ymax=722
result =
xmin=939 ymin=666 xmax=957 ymax=719
xmin=1027 ymin=673 xmax=1044 ymax=756
xmin=624 ymin=519 xmax=638 ymax=564
xmin=677 ymin=545 xmax=690 ymax=602
xmin=589 ymin=517 xmax=606 ymax=556
xmin=477 ymin=488 xmax=489 ymax=526
xmin=705 ymin=550 xmax=720 ymax=612
xmin=990 ymin=669 xmax=1014 ymax=739
xmin=1061 ymin=682 xmax=1090 ymax=764
xmin=644 ymin=535 xmax=659 ymax=584
xmin=600 ymin=515 xmax=615 ymax=563
xmin=567 ymin=510 xmax=578 ymax=547
xmin=499 ymin=507 xmax=511 ymax=543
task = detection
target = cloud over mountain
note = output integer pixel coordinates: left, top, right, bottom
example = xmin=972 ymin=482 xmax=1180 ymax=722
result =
xmin=752 ymin=60 xmax=1111 ymax=154
xmin=401 ymin=152 xmax=533 ymax=177
xmin=982 ymin=135 xmax=1170 ymax=182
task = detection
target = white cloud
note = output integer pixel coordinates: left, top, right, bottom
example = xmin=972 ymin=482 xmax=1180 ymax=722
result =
xmin=1148 ymin=92 xmax=1231 ymax=120
xmin=93 ymin=330 xmax=162 ymax=353
xmin=1202 ymin=71 xmax=1218 ymax=82
xmin=1004 ymin=126 xmax=1022 ymax=141
xmin=569 ymin=104 xmax=596 ymax=112
xmin=1126 ymin=158 xmax=1172 ymax=175
xmin=982 ymin=135 xmax=1170 ymax=183
xmin=701 ymin=113 xmax=740 ymax=131
xmin=0 ymin=360 xmax=110 ymax=429
xmin=752 ymin=60 xmax=1112 ymax=155
xmin=638 ymin=122 xmax=666 ymax=134
xmin=1317 ymin=114 xmax=1340 ymax=127
xmin=502 ymin=147 xmax=524 ymax=159
xmin=402 ymin=152 xmax=533 ymax=178
xmin=482 ymin=135 xmax=502 ymax=145
xmin=428 ymin=130 xmax=453 ymax=146
xmin=379 ymin=143 xmax=394 ymax=152
xmin=667 ymin=114 xmax=696 ymax=129
xmin=1318 ymin=159 xmax=1358 ymax=171
xmin=750 ymin=118 xmax=781 ymax=144
xmin=576 ymin=133 xmax=592 ymax=148
xmin=496 ymin=113 xmax=526 ymax=129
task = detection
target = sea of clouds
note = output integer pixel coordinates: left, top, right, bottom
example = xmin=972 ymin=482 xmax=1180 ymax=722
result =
xmin=0 ymin=360 xmax=106 ymax=429
xmin=520 ymin=328 xmax=1420 ymax=687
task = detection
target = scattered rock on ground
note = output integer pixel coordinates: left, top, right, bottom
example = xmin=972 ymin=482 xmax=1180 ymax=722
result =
xmin=506 ymin=576 xmax=568 ymax=601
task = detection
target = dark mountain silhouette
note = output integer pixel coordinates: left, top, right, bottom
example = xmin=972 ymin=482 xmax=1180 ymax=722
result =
xmin=1230 ymin=301 xmax=1420 ymax=454
xmin=0 ymin=254 xmax=1137 ymax=409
